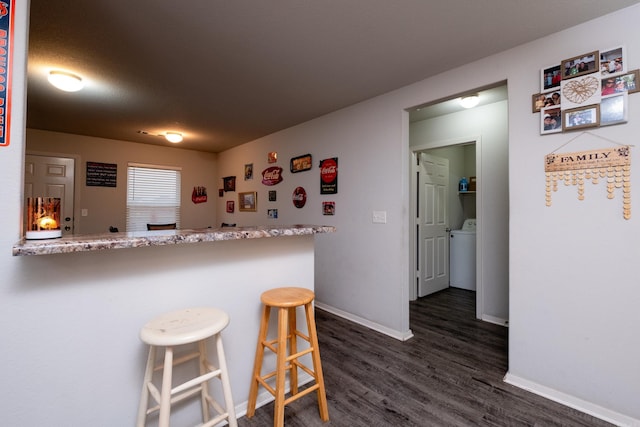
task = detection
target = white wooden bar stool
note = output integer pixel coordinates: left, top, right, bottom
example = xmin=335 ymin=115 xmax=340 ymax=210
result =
xmin=246 ymin=287 xmax=329 ymax=426
xmin=136 ymin=307 xmax=237 ymax=427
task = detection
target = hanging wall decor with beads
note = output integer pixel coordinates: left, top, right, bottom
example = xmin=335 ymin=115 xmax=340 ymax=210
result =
xmin=545 ymin=146 xmax=631 ymax=219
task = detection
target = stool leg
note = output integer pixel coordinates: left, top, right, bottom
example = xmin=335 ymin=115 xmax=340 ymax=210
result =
xmin=198 ymin=340 xmax=212 ymax=423
xmin=215 ymin=333 xmax=238 ymax=427
xmin=274 ymin=306 xmax=289 ymax=427
xmin=247 ymin=304 xmax=271 ymax=417
xmin=288 ymin=306 xmax=299 ymax=396
xmin=158 ymin=346 xmax=174 ymax=427
xmin=136 ymin=345 xmax=156 ymax=427
xmin=305 ymin=302 xmax=329 ymax=421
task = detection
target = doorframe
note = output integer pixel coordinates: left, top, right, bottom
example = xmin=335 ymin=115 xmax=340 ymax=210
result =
xmin=409 ymin=136 xmax=483 ymax=319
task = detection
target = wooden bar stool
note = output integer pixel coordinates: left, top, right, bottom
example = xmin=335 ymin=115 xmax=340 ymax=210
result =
xmin=136 ymin=307 xmax=237 ymax=427
xmin=247 ymin=287 xmax=329 ymax=426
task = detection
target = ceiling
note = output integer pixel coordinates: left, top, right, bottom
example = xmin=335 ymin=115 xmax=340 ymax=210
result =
xmin=26 ymin=0 xmax=640 ymax=153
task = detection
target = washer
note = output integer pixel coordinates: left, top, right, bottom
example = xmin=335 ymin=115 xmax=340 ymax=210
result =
xmin=450 ymin=219 xmax=476 ymax=290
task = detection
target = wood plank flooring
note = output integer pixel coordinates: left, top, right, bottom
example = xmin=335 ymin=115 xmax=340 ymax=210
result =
xmin=238 ymin=288 xmax=613 ymax=426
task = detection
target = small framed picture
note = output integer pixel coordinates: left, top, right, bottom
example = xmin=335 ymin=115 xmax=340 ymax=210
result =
xmin=323 ymin=201 xmax=335 ymax=216
xmin=532 ymin=91 xmax=561 ymax=113
xmin=561 ymin=51 xmax=599 ymax=79
xmin=244 ymin=163 xmax=253 ymax=180
xmin=267 ymin=209 xmax=278 ymax=219
xmin=602 ymin=69 xmax=639 ymax=95
xmin=290 ymin=154 xmax=312 ymax=173
xmin=600 ymin=46 xmax=626 ymax=76
xmin=561 ymin=74 xmax=601 ymax=109
xmin=540 ymin=106 xmax=562 ymax=134
xmin=268 ymin=151 xmax=278 ymax=163
xmin=226 ymin=200 xmax=235 ymax=213
xmin=268 ymin=190 xmax=277 ymax=201
xmin=223 ymin=176 xmax=236 ymax=192
xmin=600 ymin=93 xmax=628 ymax=126
xmin=563 ymin=104 xmax=600 ymax=132
xmin=541 ymin=64 xmax=562 ymax=92
xmin=238 ymin=191 xmax=257 ymax=212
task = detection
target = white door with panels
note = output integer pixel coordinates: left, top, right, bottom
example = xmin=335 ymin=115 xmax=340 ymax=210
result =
xmin=24 ymin=155 xmax=75 ymax=236
xmin=417 ymin=153 xmax=449 ymax=297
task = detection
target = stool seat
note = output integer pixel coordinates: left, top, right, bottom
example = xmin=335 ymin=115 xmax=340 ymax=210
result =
xmin=260 ymin=287 xmax=315 ymax=308
xmin=137 ymin=307 xmax=237 ymax=427
xmin=247 ymin=286 xmax=329 ymax=426
xmin=140 ymin=307 xmax=229 ymax=346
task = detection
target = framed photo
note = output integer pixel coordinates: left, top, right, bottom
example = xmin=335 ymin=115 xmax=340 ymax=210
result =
xmin=601 ymin=69 xmax=639 ymax=95
xmin=532 ymin=91 xmax=561 ymax=113
xmin=238 ymin=191 xmax=257 ymax=212
xmin=223 ymin=176 xmax=236 ymax=192
xmin=267 ymin=209 xmax=278 ymax=219
xmin=540 ymin=106 xmax=562 ymax=135
xmin=541 ymin=64 xmax=562 ymax=92
xmin=561 ymin=51 xmax=598 ymax=79
xmin=268 ymin=151 xmax=278 ymax=163
xmin=244 ymin=163 xmax=253 ymax=180
xmin=226 ymin=200 xmax=235 ymax=213
xmin=268 ymin=190 xmax=277 ymax=201
xmin=323 ymin=201 xmax=335 ymax=216
xmin=600 ymin=93 xmax=628 ymax=126
xmin=290 ymin=154 xmax=312 ymax=173
xmin=563 ymin=104 xmax=600 ymax=132
xmin=600 ymin=46 xmax=626 ymax=76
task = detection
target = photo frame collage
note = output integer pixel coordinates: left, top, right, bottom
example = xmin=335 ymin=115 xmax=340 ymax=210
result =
xmin=533 ymin=46 xmax=638 ymax=134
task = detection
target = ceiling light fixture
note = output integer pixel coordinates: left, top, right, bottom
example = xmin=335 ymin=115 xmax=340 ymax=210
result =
xmin=459 ymin=94 xmax=480 ymax=109
xmin=48 ymin=70 xmax=84 ymax=92
xmin=165 ymin=132 xmax=183 ymax=143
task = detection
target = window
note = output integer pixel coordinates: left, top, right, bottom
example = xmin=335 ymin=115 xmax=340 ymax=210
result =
xmin=127 ymin=163 xmax=181 ymax=231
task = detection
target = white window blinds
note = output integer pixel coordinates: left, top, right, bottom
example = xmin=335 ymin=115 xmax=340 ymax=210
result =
xmin=126 ymin=163 xmax=181 ymax=231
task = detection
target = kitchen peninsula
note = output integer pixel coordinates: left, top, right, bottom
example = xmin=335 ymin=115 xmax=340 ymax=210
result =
xmin=10 ymin=224 xmax=334 ymax=421
xmin=12 ymin=224 xmax=335 ymax=256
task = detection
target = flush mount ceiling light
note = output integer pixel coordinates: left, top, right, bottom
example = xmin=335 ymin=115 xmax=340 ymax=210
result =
xmin=48 ymin=70 xmax=84 ymax=92
xmin=459 ymin=94 xmax=480 ymax=109
xmin=165 ymin=132 xmax=183 ymax=143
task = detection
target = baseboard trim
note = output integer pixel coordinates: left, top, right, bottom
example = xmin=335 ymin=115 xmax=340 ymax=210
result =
xmin=481 ymin=314 xmax=508 ymax=327
xmin=504 ymin=372 xmax=640 ymax=427
xmin=315 ymin=302 xmax=414 ymax=341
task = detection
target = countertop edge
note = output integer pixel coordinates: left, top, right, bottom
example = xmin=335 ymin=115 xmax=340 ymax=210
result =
xmin=12 ymin=225 xmax=336 ymax=256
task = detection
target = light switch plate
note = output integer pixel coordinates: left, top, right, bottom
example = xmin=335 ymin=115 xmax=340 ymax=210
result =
xmin=372 ymin=210 xmax=387 ymax=224
xmin=81 ymin=209 xmax=88 ymax=217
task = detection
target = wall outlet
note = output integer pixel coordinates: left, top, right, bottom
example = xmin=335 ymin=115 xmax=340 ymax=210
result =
xmin=372 ymin=210 xmax=387 ymax=224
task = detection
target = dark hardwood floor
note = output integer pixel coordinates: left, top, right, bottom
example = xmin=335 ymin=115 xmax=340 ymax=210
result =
xmin=238 ymin=288 xmax=613 ymax=426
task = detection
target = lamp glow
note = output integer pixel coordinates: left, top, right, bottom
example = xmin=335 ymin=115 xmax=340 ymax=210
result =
xmin=48 ymin=70 xmax=84 ymax=92
xmin=460 ymin=95 xmax=480 ymax=109
xmin=165 ymin=132 xmax=183 ymax=143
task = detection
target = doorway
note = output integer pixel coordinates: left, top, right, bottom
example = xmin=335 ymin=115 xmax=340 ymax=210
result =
xmin=407 ymin=83 xmax=510 ymax=326
xmin=24 ymin=154 xmax=76 ymax=236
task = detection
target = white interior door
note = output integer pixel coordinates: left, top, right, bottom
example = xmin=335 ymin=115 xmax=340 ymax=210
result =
xmin=25 ymin=155 xmax=75 ymax=235
xmin=417 ymin=153 xmax=449 ymax=297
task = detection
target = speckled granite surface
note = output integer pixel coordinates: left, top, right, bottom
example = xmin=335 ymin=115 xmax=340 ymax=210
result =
xmin=12 ymin=224 xmax=335 ymax=256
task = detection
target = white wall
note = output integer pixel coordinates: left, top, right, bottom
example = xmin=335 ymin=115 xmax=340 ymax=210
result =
xmin=410 ymin=101 xmax=509 ymax=322
xmin=217 ymin=7 xmax=640 ymax=424
xmin=27 ymin=129 xmax=218 ymax=234
xmin=2 ymin=1 xmax=639 ymax=425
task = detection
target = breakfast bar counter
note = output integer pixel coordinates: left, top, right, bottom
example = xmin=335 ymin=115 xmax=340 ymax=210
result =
xmin=12 ymin=224 xmax=335 ymax=256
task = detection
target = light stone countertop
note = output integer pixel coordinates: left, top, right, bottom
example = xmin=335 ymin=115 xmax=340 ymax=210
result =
xmin=12 ymin=224 xmax=336 ymax=256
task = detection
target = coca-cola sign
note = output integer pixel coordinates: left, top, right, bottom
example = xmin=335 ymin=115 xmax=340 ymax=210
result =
xmin=261 ymin=166 xmax=283 ymax=186
xmin=292 ymin=186 xmax=307 ymax=208
xmin=320 ymin=157 xmax=338 ymax=194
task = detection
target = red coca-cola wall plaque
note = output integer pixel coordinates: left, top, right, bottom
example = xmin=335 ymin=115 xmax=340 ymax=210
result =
xmin=292 ymin=186 xmax=307 ymax=208
xmin=262 ymin=166 xmax=283 ymax=186
xmin=320 ymin=157 xmax=338 ymax=194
